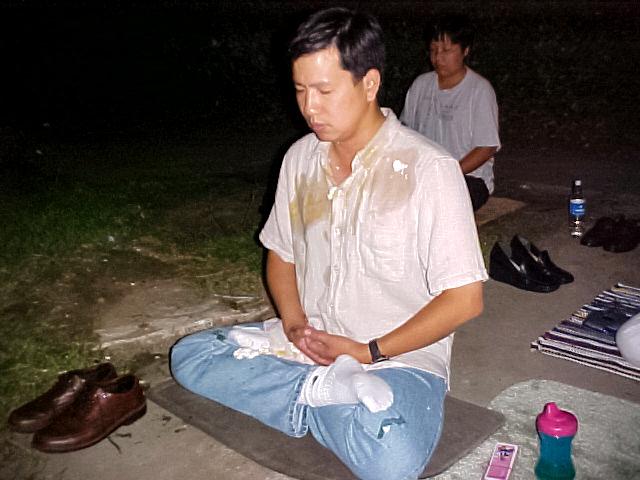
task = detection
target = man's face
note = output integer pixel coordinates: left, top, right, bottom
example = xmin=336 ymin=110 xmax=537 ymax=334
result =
xmin=429 ymin=34 xmax=468 ymax=80
xmin=292 ymin=46 xmax=370 ymax=143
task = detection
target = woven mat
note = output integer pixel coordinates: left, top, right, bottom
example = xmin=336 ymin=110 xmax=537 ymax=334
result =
xmin=148 ymin=378 xmax=504 ymax=479
xmin=531 ymin=283 xmax=640 ymax=381
xmin=433 ymin=379 xmax=640 ymax=479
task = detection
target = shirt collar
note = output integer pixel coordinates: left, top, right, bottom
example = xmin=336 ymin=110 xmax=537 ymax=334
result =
xmin=313 ymin=108 xmax=401 ymax=174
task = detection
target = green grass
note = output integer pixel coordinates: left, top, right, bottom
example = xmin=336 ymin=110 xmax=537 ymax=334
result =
xmin=0 ymin=152 xmax=268 ymax=426
xmin=201 ymin=233 xmax=262 ymax=273
xmin=0 ymin=184 xmax=127 ymax=424
xmin=2 ymin=193 xmax=131 ymax=267
xmin=0 ymin=321 xmax=102 ymax=429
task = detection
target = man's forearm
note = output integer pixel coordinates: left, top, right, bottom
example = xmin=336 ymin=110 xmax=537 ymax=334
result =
xmin=459 ymin=146 xmax=497 ymax=174
xmin=375 ymin=282 xmax=483 ymax=360
xmin=265 ymin=250 xmax=307 ymax=334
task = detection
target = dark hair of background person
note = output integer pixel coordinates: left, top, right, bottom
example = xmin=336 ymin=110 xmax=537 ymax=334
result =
xmin=429 ymin=14 xmax=475 ymax=52
xmin=287 ymin=7 xmax=385 ymax=81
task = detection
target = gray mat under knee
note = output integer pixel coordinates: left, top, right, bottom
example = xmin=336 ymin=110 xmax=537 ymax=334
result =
xmin=148 ymin=378 xmax=504 ymax=479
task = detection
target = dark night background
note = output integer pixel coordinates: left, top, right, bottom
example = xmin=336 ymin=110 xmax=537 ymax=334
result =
xmin=1 ymin=0 xmax=639 ymax=147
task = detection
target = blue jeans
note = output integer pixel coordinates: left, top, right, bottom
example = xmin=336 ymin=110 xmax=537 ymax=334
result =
xmin=170 ymin=325 xmax=447 ymax=480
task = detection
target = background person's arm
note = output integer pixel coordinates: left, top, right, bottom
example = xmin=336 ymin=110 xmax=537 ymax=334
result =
xmin=458 ymin=146 xmax=497 ymax=174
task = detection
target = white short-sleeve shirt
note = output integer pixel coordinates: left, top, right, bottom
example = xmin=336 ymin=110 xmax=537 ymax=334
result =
xmin=259 ymin=109 xmax=487 ymax=382
xmin=400 ymin=68 xmax=500 ymax=193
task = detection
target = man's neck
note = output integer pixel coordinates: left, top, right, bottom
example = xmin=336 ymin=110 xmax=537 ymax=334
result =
xmin=438 ymin=66 xmax=467 ymax=90
xmin=330 ymin=107 xmax=385 ymax=170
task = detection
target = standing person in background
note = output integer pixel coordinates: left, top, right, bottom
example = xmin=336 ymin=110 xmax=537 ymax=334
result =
xmin=401 ymin=14 xmax=500 ymax=211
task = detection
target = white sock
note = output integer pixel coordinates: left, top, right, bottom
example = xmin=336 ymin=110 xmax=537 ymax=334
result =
xmin=228 ymin=327 xmax=270 ymax=351
xmin=228 ymin=321 xmax=315 ymax=364
xmin=298 ymin=355 xmax=393 ymax=412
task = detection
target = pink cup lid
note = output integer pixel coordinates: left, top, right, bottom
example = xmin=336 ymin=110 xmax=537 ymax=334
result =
xmin=536 ymin=402 xmax=578 ymax=437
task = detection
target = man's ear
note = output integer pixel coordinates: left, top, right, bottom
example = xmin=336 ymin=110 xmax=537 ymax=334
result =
xmin=363 ymin=69 xmax=381 ymax=101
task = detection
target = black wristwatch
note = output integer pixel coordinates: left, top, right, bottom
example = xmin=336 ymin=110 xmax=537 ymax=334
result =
xmin=368 ymin=339 xmax=390 ymax=363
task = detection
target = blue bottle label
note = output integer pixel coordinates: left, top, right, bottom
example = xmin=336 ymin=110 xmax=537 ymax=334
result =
xmin=569 ymin=199 xmax=585 ymax=218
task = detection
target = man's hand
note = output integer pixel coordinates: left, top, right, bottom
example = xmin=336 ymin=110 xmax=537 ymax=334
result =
xmin=303 ymin=327 xmax=369 ymax=365
xmin=286 ymin=324 xmax=332 ymax=365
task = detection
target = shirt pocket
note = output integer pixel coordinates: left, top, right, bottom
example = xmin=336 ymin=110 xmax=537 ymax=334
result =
xmin=359 ymin=214 xmax=408 ymax=282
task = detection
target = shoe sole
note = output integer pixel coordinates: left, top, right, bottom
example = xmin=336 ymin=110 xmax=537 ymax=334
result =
xmin=489 ymin=272 xmax=559 ymax=293
xmin=580 ymin=240 xmax=604 ymax=247
xmin=32 ymin=402 xmax=147 ymax=453
xmin=603 ymin=243 xmax=638 ymax=253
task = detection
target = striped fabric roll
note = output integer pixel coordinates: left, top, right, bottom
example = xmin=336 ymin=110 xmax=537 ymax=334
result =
xmin=532 ymin=283 xmax=640 ymax=381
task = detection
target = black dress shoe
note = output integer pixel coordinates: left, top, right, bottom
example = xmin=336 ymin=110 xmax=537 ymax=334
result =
xmin=489 ymin=242 xmax=560 ymax=293
xmin=510 ymin=235 xmax=574 ymax=284
xmin=603 ymin=217 xmax=640 ymax=253
xmin=581 ymin=216 xmax=617 ymax=247
xmin=8 ymin=363 xmax=117 ymax=433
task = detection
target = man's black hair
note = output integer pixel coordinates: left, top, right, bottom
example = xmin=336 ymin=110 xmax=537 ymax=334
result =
xmin=288 ymin=7 xmax=385 ymax=80
xmin=429 ymin=14 xmax=475 ymax=51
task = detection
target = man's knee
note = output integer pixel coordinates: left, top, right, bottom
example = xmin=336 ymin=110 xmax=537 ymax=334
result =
xmin=349 ymin=431 xmax=431 ymax=480
xmin=169 ymin=328 xmax=232 ymax=381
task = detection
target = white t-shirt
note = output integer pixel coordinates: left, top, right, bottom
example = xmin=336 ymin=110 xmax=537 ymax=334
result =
xmin=259 ymin=109 xmax=487 ymax=383
xmin=400 ymin=68 xmax=500 ymax=193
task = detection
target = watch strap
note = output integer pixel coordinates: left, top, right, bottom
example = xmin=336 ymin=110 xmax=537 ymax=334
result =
xmin=368 ymin=339 xmax=389 ymax=363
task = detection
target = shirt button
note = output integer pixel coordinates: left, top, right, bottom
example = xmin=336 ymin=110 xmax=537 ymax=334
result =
xmin=333 ymin=265 xmax=339 ymax=272
xmin=335 ymin=227 xmax=342 ymax=235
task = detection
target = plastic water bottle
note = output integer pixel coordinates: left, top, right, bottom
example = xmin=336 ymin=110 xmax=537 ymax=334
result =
xmin=535 ymin=402 xmax=578 ymax=480
xmin=568 ymin=179 xmax=586 ymax=237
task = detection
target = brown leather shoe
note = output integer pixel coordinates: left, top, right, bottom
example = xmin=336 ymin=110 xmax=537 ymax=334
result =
xmin=8 ymin=363 xmax=117 ymax=433
xmin=32 ymin=374 xmax=147 ymax=453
